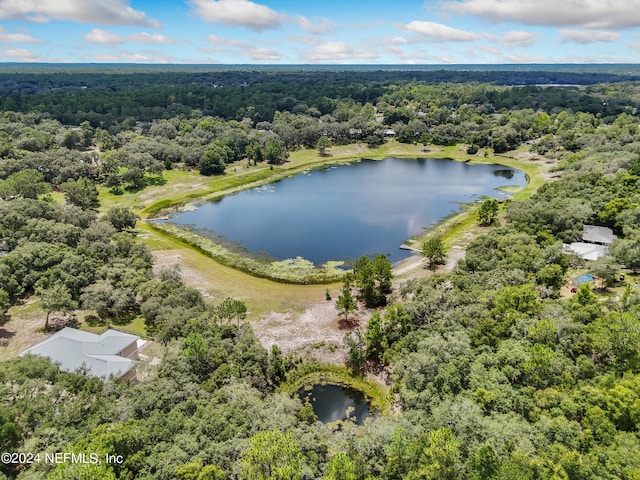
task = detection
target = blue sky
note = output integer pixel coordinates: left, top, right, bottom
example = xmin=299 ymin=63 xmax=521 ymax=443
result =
xmin=0 ymin=0 xmax=639 ymax=64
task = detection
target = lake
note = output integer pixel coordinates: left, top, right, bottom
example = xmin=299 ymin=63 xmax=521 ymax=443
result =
xmin=298 ymin=384 xmax=371 ymax=425
xmin=162 ymin=157 xmax=526 ymax=265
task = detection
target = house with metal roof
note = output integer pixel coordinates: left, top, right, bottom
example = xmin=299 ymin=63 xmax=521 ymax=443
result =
xmin=20 ymin=327 xmax=141 ymax=380
xmin=562 ymin=225 xmax=618 ymax=261
xmin=582 ymin=225 xmax=617 ymax=245
xmin=562 ymin=242 xmax=608 ymax=261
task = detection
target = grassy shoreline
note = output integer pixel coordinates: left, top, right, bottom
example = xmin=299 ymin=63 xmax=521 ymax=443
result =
xmin=279 ymin=362 xmax=392 ymax=414
xmin=149 ymin=222 xmax=345 ymax=284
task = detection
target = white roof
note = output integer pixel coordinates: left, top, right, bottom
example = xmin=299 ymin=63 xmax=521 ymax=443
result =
xmin=563 ymin=242 xmax=608 ymax=261
xmin=20 ymin=327 xmax=139 ymax=379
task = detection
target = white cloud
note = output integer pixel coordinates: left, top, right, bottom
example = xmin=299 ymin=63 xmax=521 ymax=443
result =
xmin=484 ymin=30 xmax=539 ymax=47
xmin=129 ymin=32 xmax=187 ymax=44
xmin=246 ymin=47 xmax=281 ymax=61
xmin=190 ymin=0 xmax=287 ymax=31
xmin=206 ymin=34 xmax=246 ymax=50
xmin=1 ymin=46 xmax=40 ymax=61
xmin=560 ymin=29 xmax=621 ymax=44
xmin=440 ymin=0 xmax=640 ymax=29
xmin=0 ymin=26 xmax=41 ymax=43
xmin=286 ymin=35 xmax=322 ymax=46
xmin=389 ymin=36 xmax=411 ymax=44
xmin=477 ymin=45 xmax=503 ymax=55
xmin=92 ymin=50 xmax=174 ymax=63
xmin=499 ymin=52 xmax=546 ymax=63
xmin=402 ymin=21 xmax=481 ymax=42
xmin=85 ymin=28 xmax=124 ymax=44
xmin=85 ymin=29 xmax=186 ymax=45
xmin=0 ymin=0 xmax=160 ymax=27
xmin=628 ymin=42 xmax=640 ymax=52
xmin=387 ymin=45 xmax=455 ymax=63
xmin=203 ymin=34 xmax=281 ymax=61
xmin=190 ymin=0 xmax=334 ymax=34
xmin=295 ymin=16 xmax=338 ymax=35
xmin=303 ymin=40 xmax=377 ymax=62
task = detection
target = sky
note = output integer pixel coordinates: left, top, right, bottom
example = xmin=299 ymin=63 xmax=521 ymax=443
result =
xmin=0 ymin=0 xmax=639 ymax=64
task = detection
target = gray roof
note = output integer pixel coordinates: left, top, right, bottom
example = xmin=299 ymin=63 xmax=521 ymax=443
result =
xmin=20 ymin=327 xmax=138 ymax=379
xmin=583 ymin=225 xmax=617 ymax=245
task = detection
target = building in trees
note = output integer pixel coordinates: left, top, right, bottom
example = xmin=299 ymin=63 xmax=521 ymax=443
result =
xmin=562 ymin=224 xmax=617 ymax=261
xmin=20 ymin=327 xmax=143 ymax=380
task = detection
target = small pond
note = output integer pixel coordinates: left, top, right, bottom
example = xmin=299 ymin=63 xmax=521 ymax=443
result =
xmin=299 ymin=384 xmax=371 ymax=425
xmin=161 ymin=157 xmax=527 ymax=264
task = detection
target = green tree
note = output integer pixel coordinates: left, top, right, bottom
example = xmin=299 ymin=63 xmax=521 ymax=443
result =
xmin=324 ymin=452 xmax=356 ymax=480
xmin=81 ymin=280 xmax=132 ymax=323
xmin=421 ymin=237 xmax=447 ymax=270
xmin=588 ymin=312 xmax=640 ymax=370
xmin=316 ymin=135 xmax=332 ymax=156
xmin=591 ymin=255 xmax=619 ymax=289
xmin=264 ymin=138 xmax=288 ymax=164
xmin=0 ymin=289 xmax=9 ymax=318
xmin=105 ymin=206 xmax=139 ymax=232
xmin=214 ymin=297 xmax=247 ymax=326
xmin=469 ymin=444 xmax=501 ymax=480
xmin=176 ymin=461 xmax=225 ymax=480
xmin=268 ymin=344 xmax=287 ymax=385
xmin=352 ymin=255 xmax=393 ymax=307
xmin=478 ymin=198 xmax=500 ymax=226
xmin=574 ymin=283 xmax=597 ymax=306
xmin=354 ymin=256 xmax=378 ymax=307
xmin=245 ymin=142 xmax=264 ymax=164
xmin=36 ymin=282 xmax=77 ymax=330
xmin=240 ymin=430 xmax=303 ymax=480
xmin=343 ymin=328 xmax=367 ymax=372
xmin=0 ymin=169 xmax=50 ymax=200
xmin=493 ymin=283 xmax=541 ymax=317
xmin=413 ymin=427 xmax=462 ymax=479
xmin=336 ymin=275 xmax=357 ymax=321
xmin=536 ymin=263 xmax=565 ymax=290
xmin=0 ymin=410 xmax=21 ymax=452
xmin=610 ymin=232 xmax=640 ymax=271
xmin=365 ymin=311 xmax=387 ymax=361
xmin=373 ymin=254 xmax=393 ymax=294
xmin=121 ymin=166 xmax=145 ymax=190
xmin=183 ymin=332 xmax=211 ymax=379
xmin=199 ymin=141 xmax=233 ymax=176
xmin=61 ymin=178 xmax=100 ymax=210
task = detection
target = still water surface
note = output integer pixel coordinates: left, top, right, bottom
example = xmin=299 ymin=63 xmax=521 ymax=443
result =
xmin=299 ymin=384 xmax=371 ymax=425
xmin=164 ymin=157 xmax=526 ymax=264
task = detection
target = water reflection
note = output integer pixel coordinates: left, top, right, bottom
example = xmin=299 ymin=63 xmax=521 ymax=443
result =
xmin=493 ymin=169 xmax=515 ymax=179
xmin=299 ymin=384 xmax=371 ymax=425
xmin=162 ymin=157 xmax=526 ymax=264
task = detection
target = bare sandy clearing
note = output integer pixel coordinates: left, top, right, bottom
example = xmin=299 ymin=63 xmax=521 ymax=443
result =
xmin=254 ymin=301 xmax=374 ymax=364
xmin=0 ymin=300 xmax=49 ymax=362
xmin=150 ymin=240 xmax=465 ymax=364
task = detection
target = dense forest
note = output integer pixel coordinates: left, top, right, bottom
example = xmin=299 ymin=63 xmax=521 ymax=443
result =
xmin=1 ymin=67 xmax=640 ymax=479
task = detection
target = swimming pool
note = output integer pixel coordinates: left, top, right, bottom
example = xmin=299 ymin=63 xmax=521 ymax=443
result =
xmin=575 ymin=274 xmax=595 ymax=285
